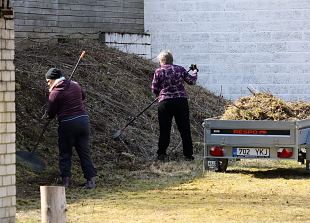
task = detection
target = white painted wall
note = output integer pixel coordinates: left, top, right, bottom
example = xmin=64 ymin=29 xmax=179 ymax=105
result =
xmin=145 ymin=0 xmax=310 ymax=101
xmin=0 ymin=14 xmax=16 ymax=223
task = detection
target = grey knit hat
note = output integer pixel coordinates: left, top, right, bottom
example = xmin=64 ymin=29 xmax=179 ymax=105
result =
xmin=45 ymin=68 xmax=63 ymax=80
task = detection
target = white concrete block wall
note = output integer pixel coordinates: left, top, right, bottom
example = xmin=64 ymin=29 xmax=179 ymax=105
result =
xmin=145 ymin=0 xmax=310 ymax=101
xmin=0 ymin=15 xmax=16 ymax=223
xmin=104 ymin=32 xmax=151 ymax=59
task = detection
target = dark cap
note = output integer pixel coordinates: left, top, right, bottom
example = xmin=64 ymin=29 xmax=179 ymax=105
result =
xmin=45 ymin=68 xmax=63 ymax=80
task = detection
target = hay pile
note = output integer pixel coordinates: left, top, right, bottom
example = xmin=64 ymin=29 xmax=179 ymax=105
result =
xmin=222 ymin=92 xmax=310 ymax=120
xmin=15 ymin=39 xmax=227 ymax=194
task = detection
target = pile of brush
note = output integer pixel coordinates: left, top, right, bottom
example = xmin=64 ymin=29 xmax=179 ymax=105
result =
xmin=222 ymin=92 xmax=310 ymax=120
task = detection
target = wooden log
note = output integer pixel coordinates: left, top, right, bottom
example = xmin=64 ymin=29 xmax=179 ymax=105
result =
xmin=40 ymin=186 xmax=67 ymax=223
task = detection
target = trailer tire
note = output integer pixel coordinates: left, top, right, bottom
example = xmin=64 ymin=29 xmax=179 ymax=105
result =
xmin=217 ymin=159 xmax=228 ymax=172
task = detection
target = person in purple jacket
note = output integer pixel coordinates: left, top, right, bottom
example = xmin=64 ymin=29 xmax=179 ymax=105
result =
xmin=151 ymin=50 xmax=198 ymax=162
xmin=45 ymin=68 xmax=96 ymax=189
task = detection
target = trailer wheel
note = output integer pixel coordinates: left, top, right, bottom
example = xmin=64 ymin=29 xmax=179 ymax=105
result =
xmin=217 ymin=159 xmax=228 ymax=172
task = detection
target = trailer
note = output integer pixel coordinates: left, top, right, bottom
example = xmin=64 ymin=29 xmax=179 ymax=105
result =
xmin=203 ymin=119 xmax=310 ymax=172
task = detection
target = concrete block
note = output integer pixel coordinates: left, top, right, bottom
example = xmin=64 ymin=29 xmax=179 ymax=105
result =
xmin=180 ymin=54 xmax=210 ymax=65
xmin=0 ymin=39 xmax=5 ymax=49
xmin=0 ymin=124 xmax=5 ymax=133
xmin=6 ymin=186 xmax=15 ymax=197
xmin=5 ymin=39 xmax=15 ymax=50
xmin=241 ymin=32 xmax=272 ymax=42
xmin=0 ymin=103 xmax=4 ymax=112
xmin=6 ymin=144 xmax=14 ymax=154
xmin=2 ymin=134 xmax=15 ymax=144
xmin=6 ymin=83 xmax=15 ymax=92
xmin=4 ymin=20 xmax=14 ymax=30
xmin=5 ymin=61 xmax=14 ymax=72
xmin=256 ymin=43 xmax=287 ymax=53
xmin=208 ymin=33 xmax=241 ymax=42
xmin=1 ymin=30 xmax=10 ymax=40
xmin=0 ymin=207 xmax=5 ymax=218
xmin=4 ymin=155 xmax=13 ymax=165
xmin=1 ymin=176 xmax=10 ymax=186
xmin=0 ymin=20 xmax=5 ymax=29
xmin=272 ymin=52 xmax=310 ymax=63
xmin=0 ymin=61 xmax=5 ymax=70
xmin=6 ymin=123 xmax=15 ymax=133
xmin=2 ymin=197 xmax=11 ymax=207
xmin=11 ymin=113 xmax=15 ymax=122
xmin=0 ymin=155 xmax=4 ymax=165
xmin=227 ymin=43 xmax=256 ymax=53
xmin=273 ymin=73 xmax=310 ymax=84
xmin=1 ymin=50 xmax=14 ymax=60
xmin=11 ymin=197 xmax=15 ymax=206
xmin=0 ymin=145 xmax=6 ymax=154
xmin=194 ymin=1 xmax=226 ymax=11
xmin=6 ymin=166 xmax=15 ymax=176
xmin=9 ymin=206 xmax=16 ymax=217
xmin=0 ymin=113 xmax=9 ymax=122
xmin=0 ymin=71 xmax=11 ymax=81
xmin=246 ymin=10 xmax=304 ymax=21
xmin=286 ymin=42 xmax=310 ymax=52
xmin=256 ymin=64 xmax=288 ymax=74
xmin=4 ymin=93 xmax=14 ymax=102
xmin=272 ymin=32 xmax=302 ymax=41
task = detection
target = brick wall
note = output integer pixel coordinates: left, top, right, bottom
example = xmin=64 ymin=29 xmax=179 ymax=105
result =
xmin=12 ymin=0 xmax=144 ymax=39
xmin=0 ymin=12 xmax=16 ymax=223
xmin=145 ymin=0 xmax=310 ymax=101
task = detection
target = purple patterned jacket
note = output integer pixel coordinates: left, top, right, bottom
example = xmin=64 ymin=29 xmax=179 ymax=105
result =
xmin=151 ymin=64 xmax=198 ymax=102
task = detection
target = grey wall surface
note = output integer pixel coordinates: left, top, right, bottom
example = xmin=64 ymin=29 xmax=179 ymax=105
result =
xmin=12 ymin=0 xmax=144 ymax=39
xmin=145 ymin=0 xmax=310 ymax=101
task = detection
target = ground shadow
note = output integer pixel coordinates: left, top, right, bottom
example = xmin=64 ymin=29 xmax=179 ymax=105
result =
xmin=226 ymin=167 xmax=310 ymax=179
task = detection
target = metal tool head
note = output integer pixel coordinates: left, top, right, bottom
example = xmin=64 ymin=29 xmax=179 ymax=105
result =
xmin=16 ymin=151 xmax=46 ymax=172
xmin=112 ymin=130 xmax=123 ymax=140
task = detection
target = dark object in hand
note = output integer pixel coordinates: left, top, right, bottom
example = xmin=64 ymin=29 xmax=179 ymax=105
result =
xmin=189 ymin=64 xmax=199 ymax=72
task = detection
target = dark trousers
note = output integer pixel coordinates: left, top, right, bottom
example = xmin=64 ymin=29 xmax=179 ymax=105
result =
xmin=58 ymin=116 xmax=96 ymax=180
xmin=157 ymin=98 xmax=193 ymax=157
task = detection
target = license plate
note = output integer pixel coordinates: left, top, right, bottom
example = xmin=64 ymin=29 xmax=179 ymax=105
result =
xmin=232 ymin=148 xmax=270 ymax=158
xmin=207 ymin=160 xmax=217 ymax=168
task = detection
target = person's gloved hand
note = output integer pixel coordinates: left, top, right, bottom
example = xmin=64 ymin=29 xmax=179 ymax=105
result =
xmin=189 ymin=64 xmax=199 ymax=72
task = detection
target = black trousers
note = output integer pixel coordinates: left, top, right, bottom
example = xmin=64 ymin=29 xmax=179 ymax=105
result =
xmin=58 ymin=116 xmax=96 ymax=180
xmin=157 ymin=98 xmax=193 ymax=157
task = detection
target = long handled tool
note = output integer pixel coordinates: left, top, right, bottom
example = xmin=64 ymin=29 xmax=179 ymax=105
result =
xmin=113 ymin=97 xmax=159 ymax=140
xmin=16 ymin=120 xmax=51 ymax=171
xmin=16 ymin=51 xmax=86 ymax=171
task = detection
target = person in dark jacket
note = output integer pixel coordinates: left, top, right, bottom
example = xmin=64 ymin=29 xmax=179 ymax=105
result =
xmin=151 ymin=50 xmax=198 ymax=162
xmin=45 ymin=68 xmax=96 ymax=189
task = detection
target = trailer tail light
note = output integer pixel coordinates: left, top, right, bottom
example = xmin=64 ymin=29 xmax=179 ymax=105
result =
xmin=277 ymin=148 xmax=293 ymax=158
xmin=210 ymin=146 xmax=224 ymax=157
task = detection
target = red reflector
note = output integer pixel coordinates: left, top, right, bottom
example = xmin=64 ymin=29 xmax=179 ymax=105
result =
xmin=210 ymin=146 xmax=224 ymax=157
xmin=277 ymin=148 xmax=293 ymax=158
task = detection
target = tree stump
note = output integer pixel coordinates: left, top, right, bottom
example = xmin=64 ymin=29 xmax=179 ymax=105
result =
xmin=40 ymin=186 xmax=67 ymax=223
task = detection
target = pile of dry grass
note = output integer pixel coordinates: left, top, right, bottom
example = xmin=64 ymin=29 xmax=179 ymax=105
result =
xmin=222 ymin=92 xmax=310 ymax=120
xmin=15 ymin=39 xmax=228 ymax=194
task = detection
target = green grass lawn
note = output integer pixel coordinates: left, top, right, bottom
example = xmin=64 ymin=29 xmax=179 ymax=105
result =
xmin=16 ymin=160 xmax=310 ymax=223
